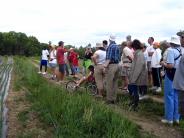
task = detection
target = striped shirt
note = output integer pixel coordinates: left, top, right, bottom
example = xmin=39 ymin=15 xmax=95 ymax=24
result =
xmin=106 ymin=42 xmax=120 ymax=63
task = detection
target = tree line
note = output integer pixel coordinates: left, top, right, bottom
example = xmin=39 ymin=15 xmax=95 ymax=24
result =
xmin=0 ymin=31 xmax=91 ymax=57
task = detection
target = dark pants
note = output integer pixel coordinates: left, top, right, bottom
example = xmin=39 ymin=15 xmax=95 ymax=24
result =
xmin=40 ymin=60 xmax=47 ymax=72
xmin=64 ymin=64 xmax=69 ymax=76
xmin=128 ymin=84 xmax=139 ymax=109
xmin=179 ymin=91 xmax=184 ymax=119
xmin=139 ymin=85 xmax=147 ymax=95
xmin=152 ymin=67 xmax=161 ymax=87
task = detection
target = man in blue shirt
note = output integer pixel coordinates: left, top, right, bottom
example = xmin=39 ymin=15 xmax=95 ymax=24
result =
xmin=104 ymin=35 xmax=120 ymax=104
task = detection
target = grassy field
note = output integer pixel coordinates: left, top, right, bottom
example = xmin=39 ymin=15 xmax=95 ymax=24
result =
xmin=13 ymin=56 xmax=148 ymax=138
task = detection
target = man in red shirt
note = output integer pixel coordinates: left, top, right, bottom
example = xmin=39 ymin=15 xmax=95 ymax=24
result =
xmin=56 ymin=41 xmax=67 ymax=82
xmin=69 ymin=48 xmax=79 ymax=77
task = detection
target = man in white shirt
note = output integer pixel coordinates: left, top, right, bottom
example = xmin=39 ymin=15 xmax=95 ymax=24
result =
xmin=146 ymin=37 xmax=155 ymax=87
xmin=38 ymin=47 xmax=49 ymax=74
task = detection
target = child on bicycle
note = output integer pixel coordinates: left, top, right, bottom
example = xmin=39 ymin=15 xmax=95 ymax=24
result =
xmin=75 ymin=65 xmax=95 ymax=87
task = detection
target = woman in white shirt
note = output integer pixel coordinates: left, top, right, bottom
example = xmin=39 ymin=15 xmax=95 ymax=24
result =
xmin=49 ymin=45 xmax=57 ymax=79
xmin=151 ymin=42 xmax=162 ymax=92
xmin=92 ymin=43 xmax=106 ymax=98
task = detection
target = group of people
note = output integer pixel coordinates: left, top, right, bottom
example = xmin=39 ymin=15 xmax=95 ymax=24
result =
xmin=38 ymin=30 xmax=184 ymax=125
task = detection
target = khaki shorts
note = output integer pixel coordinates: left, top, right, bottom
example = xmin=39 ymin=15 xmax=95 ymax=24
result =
xmin=94 ymin=65 xmax=105 ymax=90
xmin=120 ymin=66 xmax=130 ymax=77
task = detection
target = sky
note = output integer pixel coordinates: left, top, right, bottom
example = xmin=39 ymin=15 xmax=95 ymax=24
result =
xmin=0 ymin=0 xmax=184 ymax=47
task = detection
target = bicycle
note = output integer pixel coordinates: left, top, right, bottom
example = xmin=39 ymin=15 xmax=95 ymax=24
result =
xmin=65 ymin=80 xmax=98 ymax=96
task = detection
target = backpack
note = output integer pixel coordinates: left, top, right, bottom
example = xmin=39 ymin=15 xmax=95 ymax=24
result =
xmin=166 ymin=48 xmax=182 ymax=81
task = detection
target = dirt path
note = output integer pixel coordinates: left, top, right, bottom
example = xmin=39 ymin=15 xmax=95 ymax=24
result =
xmin=111 ymin=105 xmax=183 ymax=138
xmin=31 ymin=61 xmax=184 ymax=138
xmin=6 ymin=74 xmax=53 ymax=138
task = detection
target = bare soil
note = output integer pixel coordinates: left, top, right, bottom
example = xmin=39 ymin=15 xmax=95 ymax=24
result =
xmin=6 ymin=74 xmax=53 ymax=138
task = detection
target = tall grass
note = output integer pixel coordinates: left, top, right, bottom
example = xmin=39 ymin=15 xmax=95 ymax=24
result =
xmin=14 ymin=57 xmax=142 ymax=138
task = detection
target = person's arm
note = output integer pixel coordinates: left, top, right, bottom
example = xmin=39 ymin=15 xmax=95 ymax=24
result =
xmin=91 ymin=52 xmax=98 ymax=65
xmin=104 ymin=47 xmax=111 ymax=68
xmin=161 ymin=49 xmax=174 ymax=69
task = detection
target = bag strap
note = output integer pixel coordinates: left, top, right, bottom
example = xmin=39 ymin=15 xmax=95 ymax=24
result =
xmin=174 ymin=47 xmax=182 ymax=61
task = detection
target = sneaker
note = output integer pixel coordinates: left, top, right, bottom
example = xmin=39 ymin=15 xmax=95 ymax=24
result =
xmin=149 ymin=86 xmax=157 ymax=90
xmin=42 ymin=72 xmax=46 ymax=75
xmin=155 ymin=87 xmax=162 ymax=93
xmin=161 ymin=119 xmax=173 ymax=125
xmin=174 ymin=120 xmax=179 ymax=125
xmin=38 ymin=71 xmax=42 ymax=74
xmin=139 ymin=95 xmax=149 ymax=100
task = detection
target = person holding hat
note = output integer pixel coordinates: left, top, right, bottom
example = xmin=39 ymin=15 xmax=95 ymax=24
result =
xmin=104 ymin=35 xmax=120 ymax=104
xmin=161 ymin=36 xmax=182 ymax=124
xmin=92 ymin=43 xmax=106 ymax=97
xmin=49 ymin=45 xmax=57 ymax=79
xmin=151 ymin=42 xmax=162 ymax=93
xmin=177 ymin=30 xmax=184 ymax=55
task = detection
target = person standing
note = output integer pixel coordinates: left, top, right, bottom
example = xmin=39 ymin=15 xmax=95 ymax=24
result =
xmin=104 ymin=35 xmax=120 ymax=104
xmin=38 ymin=47 xmax=49 ymax=74
xmin=56 ymin=41 xmax=67 ymax=82
xmin=151 ymin=42 xmax=162 ymax=93
xmin=120 ymin=40 xmax=134 ymax=91
xmin=64 ymin=51 xmax=69 ymax=76
xmin=92 ymin=43 xmax=106 ymax=97
xmin=82 ymin=47 xmax=93 ymax=76
xmin=161 ymin=36 xmax=181 ymax=124
xmin=49 ymin=45 xmax=57 ymax=79
xmin=146 ymin=37 xmax=155 ymax=87
xmin=128 ymin=39 xmax=147 ymax=111
xmin=102 ymin=40 xmax=108 ymax=50
xmin=177 ymin=30 xmax=184 ymax=55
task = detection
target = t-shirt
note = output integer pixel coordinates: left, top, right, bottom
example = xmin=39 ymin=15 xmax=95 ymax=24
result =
xmin=42 ymin=49 xmax=49 ymax=60
xmin=57 ymin=47 xmax=66 ymax=64
xmin=64 ymin=52 xmax=68 ymax=63
xmin=146 ymin=45 xmax=155 ymax=62
xmin=151 ymin=48 xmax=162 ymax=68
xmin=143 ymin=50 xmax=148 ymax=62
xmin=167 ymin=47 xmax=181 ymax=69
xmin=121 ymin=47 xmax=134 ymax=67
xmin=84 ymin=52 xmax=93 ymax=60
xmin=94 ymin=50 xmax=106 ymax=65
xmin=72 ymin=52 xmax=79 ymax=66
xmin=49 ymin=50 xmax=57 ymax=64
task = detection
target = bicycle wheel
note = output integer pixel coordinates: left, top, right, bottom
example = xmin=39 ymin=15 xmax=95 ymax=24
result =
xmin=86 ymin=84 xmax=98 ymax=96
xmin=66 ymin=80 xmax=77 ymax=93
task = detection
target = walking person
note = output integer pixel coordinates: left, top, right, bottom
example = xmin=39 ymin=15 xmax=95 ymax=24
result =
xmin=38 ymin=47 xmax=49 ymax=74
xmin=151 ymin=42 xmax=162 ymax=93
xmin=103 ymin=35 xmax=120 ymax=104
xmin=128 ymin=39 xmax=147 ymax=111
xmin=161 ymin=36 xmax=182 ymax=124
xmin=56 ymin=41 xmax=67 ymax=82
xmin=49 ymin=45 xmax=57 ymax=79
xmin=92 ymin=43 xmax=106 ymax=98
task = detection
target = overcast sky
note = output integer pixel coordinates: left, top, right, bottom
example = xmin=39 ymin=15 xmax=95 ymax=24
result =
xmin=0 ymin=0 xmax=184 ymax=47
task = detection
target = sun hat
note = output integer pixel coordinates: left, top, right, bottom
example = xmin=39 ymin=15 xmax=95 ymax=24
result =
xmin=109 ymin=35 xmax=116 ymax=41
xmin=170 ymin=36 xmax=180 ymax=46
xmin=177 ymin=30 xmax=184 ymax=37
xmin=51 ymin=45 xmax=56 ymax=48
xmin=96 ymin=43 xmax=103 ymax=48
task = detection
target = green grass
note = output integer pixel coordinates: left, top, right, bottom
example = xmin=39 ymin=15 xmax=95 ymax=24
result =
xmin=14 ymin=56 xmax=146 ymax=138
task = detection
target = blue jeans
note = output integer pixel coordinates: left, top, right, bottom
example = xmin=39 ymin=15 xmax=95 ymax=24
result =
xmin=164 ymin=74 xmax=180 ymax=121
xmin=128 ymin=84 xmax=139 ymax=107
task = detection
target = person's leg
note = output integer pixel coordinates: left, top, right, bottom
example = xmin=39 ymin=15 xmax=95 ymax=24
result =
xmin=151 ymin=68 xmax=157 ymax=87
xmin=112 ymin=65 xmax=119 ymax=101
xmin=155 ymin=68 xmax=161 ymax=87
xmin=128 ymin=84 xmax=139 ymax=109
xmin=147 ymin=61 xmax=152 ymax=87
xmin=94 ymin=65 xmax=103 ymax=96
xmin=178 ymin=91 xmax=184 ymax=119
xmin=164 ymin=75 xmax=174 ymax=121
xmin=40 ymin=60 xmax=43 ymax=72
xmin=105 ymin=65 xmax=115 ymax=102
xmin=173 ymin=89 xmax=180 ymax=121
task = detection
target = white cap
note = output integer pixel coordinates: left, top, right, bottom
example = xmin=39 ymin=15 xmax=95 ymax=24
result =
xmin=170 ymin=35 xmax=180 ymax=45
xmin=109 ymin=35 xmax=116 ymax=41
